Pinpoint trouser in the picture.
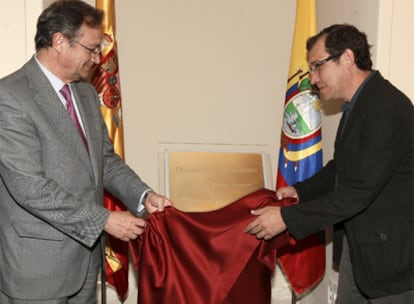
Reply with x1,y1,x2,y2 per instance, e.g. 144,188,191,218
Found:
0,244,101,304
336,236,414,304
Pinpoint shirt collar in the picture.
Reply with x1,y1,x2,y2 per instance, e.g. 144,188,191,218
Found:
342,70,376,113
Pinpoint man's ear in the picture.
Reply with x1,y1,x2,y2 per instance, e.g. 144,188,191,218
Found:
342,48,355,66
52,32,65,52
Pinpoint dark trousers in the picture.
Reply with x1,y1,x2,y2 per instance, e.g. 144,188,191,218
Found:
336,236,414,304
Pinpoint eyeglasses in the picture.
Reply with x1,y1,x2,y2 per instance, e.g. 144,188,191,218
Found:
73,40,101,57
309,53,342,74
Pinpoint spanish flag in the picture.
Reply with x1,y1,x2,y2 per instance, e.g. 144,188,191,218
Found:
276,0,325,299
91,0,129,301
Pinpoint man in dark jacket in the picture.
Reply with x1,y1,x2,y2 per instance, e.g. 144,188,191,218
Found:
245,24,413,303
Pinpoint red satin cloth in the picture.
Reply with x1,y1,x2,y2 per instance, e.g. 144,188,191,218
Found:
131,189,297,304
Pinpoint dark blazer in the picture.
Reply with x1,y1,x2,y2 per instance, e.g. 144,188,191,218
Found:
0,57,149,299
281,71,413,297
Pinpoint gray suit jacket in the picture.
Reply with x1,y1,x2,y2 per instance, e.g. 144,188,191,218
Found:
0,56,149,299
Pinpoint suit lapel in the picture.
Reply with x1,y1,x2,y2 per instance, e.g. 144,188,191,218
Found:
26,58,94,176
71,85,101,186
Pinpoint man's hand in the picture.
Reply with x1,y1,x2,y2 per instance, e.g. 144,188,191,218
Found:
275,186,298,200
144,192,173,214
104,211,147,241
244,206,287,240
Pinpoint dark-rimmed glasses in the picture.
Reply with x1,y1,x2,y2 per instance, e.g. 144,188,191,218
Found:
73,40,101,57
309,53,342,74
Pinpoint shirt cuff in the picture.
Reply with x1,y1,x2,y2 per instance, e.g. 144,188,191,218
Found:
137,188,153,215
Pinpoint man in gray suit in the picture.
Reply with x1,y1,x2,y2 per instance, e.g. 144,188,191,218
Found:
0,1,172,303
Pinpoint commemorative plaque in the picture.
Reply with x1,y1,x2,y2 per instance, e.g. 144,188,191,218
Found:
167,151,265,211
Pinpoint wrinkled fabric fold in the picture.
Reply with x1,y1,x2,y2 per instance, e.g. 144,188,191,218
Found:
131,188,296,304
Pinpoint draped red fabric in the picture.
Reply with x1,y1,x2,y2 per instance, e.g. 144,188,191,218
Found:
277,233,326,295
131,188,297,304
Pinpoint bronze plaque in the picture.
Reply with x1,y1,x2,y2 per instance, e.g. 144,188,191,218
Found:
168,151,264,211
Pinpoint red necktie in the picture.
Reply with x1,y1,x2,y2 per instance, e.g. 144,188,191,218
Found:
60,84,88,150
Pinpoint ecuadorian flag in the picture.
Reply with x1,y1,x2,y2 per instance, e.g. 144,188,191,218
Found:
276,0,326,299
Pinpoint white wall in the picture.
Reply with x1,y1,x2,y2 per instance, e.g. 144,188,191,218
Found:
0,0,41,74
115,1,296,302
0,0,412,303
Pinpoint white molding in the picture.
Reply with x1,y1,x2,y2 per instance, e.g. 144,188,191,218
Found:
375,0,394,77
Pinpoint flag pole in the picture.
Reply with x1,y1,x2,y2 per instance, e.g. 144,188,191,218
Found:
101,238,107,303
276,0,326,298
92,0,130,301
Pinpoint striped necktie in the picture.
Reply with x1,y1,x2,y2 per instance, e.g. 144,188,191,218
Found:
60,84,88,150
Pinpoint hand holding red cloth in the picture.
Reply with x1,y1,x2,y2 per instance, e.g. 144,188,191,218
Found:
131,188,297,304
